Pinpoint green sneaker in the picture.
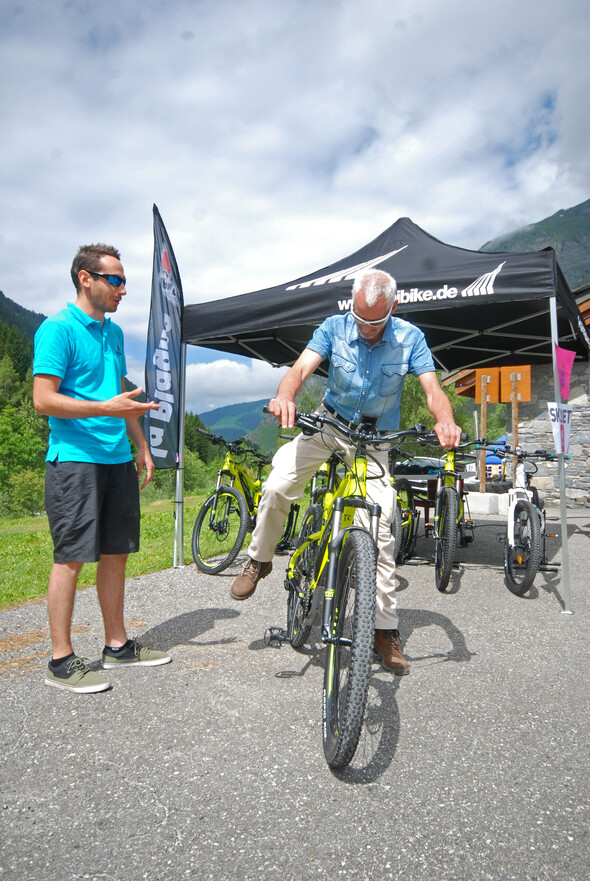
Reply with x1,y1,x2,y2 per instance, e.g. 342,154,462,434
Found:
102,638,172,669
45,656,111,693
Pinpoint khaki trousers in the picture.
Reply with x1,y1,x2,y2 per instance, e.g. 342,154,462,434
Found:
249,410,399,629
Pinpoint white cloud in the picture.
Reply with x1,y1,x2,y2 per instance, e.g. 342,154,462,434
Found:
185,359,288,414
1,0,589,409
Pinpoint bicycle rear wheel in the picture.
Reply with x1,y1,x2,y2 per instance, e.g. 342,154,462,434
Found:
323,529,376,770
504,499,542,595
434,486,458,592
394,478,417,563
287,505,322,650
391,500,403,562
192,487,249,574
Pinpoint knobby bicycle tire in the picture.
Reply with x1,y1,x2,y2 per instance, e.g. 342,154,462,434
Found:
394,478,417,563
504,498,542,595
192,486,249,574
391,500,403,563
323,529,376,770
287,505,322,649
435,486,458,592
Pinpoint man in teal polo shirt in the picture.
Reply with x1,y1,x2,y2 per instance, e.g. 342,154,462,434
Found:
33,243,172,693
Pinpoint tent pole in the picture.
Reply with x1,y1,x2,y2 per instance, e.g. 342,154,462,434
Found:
549,297,572,614
173,343,187,568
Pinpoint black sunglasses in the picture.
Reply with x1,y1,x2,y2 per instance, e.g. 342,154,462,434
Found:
88,271,127,287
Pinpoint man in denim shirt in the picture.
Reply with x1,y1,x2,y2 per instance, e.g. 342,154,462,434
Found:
231,269,460,674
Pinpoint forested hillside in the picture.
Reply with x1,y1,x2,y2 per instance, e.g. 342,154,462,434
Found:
480,198,590,291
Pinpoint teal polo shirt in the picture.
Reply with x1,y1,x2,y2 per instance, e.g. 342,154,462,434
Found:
33,303,132,464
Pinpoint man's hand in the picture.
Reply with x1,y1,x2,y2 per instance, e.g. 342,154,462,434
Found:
433,420,462,449
268,394,297,429
103,387,160,419
135,444,155,489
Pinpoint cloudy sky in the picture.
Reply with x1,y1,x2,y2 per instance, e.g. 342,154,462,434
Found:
2,0,589,413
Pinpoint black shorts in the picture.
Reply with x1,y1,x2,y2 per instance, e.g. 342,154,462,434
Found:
45,460,140,563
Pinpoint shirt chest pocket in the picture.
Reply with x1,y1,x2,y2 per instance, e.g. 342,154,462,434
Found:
380,362,408,397
330,353,356,394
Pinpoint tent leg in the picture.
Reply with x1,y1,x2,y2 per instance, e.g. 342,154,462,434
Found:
173,344,187,568
549,297,573,614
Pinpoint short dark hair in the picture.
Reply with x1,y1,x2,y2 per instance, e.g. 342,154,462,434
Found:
70,243,121,291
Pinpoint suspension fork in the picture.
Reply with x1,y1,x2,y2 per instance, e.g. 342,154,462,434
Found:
320,496,381,644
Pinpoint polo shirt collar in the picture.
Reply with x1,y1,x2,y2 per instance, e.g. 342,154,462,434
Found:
67,302,111,331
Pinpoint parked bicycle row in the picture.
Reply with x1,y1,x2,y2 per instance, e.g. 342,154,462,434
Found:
191,420,562,597
189,411,562,769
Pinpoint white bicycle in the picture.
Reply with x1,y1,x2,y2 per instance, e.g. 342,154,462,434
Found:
479,443,561,595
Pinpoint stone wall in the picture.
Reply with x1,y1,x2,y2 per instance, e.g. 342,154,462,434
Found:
511,363,590,508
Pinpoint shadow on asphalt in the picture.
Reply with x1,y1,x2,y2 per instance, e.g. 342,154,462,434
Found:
139,607,240,650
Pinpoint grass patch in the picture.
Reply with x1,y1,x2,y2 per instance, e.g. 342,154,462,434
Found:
0,495,206,610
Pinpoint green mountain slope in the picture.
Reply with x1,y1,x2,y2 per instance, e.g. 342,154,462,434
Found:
197,398,270,441
0,290,46,340
480,198,590,290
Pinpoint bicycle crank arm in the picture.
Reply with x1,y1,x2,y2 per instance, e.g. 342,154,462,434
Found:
322,635,353,647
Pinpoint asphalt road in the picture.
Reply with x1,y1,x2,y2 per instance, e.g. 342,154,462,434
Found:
1,507,589,881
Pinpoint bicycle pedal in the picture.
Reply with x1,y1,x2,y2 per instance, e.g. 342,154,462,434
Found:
264,627,289,647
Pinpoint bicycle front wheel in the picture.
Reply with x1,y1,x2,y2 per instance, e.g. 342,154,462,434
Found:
323,529,376,770
192,487,249,574
434,486,458,592
504,499,542,595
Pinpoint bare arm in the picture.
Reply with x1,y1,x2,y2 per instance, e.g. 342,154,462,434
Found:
418,371,462,448
33,374,160,420
33,374,159,488
269,348,324,429
123,383,155,489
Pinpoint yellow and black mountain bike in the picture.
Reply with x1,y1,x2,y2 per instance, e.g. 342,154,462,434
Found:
266,410,432,769
191,430,299,574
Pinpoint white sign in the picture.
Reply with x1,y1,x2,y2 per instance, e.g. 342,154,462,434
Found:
547,402,573,454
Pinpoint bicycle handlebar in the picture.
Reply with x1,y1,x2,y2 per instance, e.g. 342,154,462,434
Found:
273,407,439,447
409,431,470,449
195,425,269,461
473,440,566,462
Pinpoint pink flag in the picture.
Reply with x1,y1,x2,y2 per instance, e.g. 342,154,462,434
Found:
555,345,576,400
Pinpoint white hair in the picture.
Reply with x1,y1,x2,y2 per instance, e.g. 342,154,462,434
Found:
352,269,398,309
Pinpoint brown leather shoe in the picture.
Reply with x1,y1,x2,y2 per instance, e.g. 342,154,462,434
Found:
374,629,409,675
230,557,272,600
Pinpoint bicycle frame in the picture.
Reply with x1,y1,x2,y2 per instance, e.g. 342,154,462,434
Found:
433,446,474,547
506,458,544,546
287,449,380,645
213,449,265,520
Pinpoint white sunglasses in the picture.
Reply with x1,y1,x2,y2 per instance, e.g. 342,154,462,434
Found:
350,306,391,327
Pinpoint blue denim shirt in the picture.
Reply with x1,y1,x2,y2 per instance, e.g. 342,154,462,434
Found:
307,313,435,430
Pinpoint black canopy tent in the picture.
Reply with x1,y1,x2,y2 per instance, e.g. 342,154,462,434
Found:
182,217,590,373
181,218,589,611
